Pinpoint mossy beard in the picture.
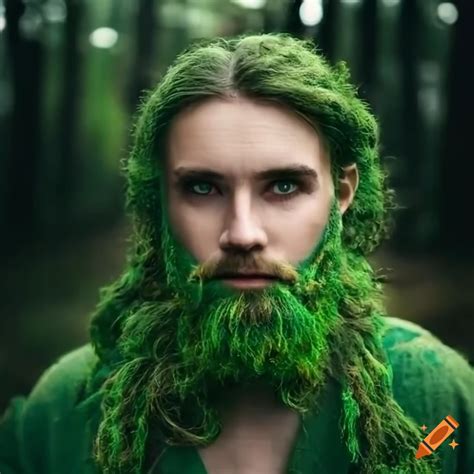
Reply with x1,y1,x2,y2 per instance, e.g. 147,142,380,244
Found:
94,199,438,473
99,200,345,458
165,198,345,416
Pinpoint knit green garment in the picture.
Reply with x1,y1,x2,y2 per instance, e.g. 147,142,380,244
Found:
1,317,473,474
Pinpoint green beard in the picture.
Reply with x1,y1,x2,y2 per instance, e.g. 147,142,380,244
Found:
164,200,345,414
91,200,439,474
94,200,347,458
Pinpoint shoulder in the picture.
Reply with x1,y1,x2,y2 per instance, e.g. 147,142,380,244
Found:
1,343,98,430
381,317,474,470
26,344,98,409
381,316,473,383
0,344,100,474
381,316,473,406
20,343,100,440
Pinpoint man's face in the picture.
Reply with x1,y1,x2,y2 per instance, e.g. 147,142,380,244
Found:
165,96,336,286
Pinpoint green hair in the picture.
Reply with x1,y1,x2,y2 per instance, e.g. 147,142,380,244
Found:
88,33,437,473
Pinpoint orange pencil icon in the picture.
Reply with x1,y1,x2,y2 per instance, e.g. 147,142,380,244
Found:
416,415,459,459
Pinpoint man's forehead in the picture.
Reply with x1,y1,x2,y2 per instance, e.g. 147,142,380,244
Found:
165,96,330,176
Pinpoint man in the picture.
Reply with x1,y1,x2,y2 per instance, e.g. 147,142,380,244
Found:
1,33,473,474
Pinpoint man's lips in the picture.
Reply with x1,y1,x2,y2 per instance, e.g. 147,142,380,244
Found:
214,272,280,280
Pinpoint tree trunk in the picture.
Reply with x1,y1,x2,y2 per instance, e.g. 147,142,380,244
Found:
393,0,421,251
56,0,84,235
285,0,304,38
359,0,377,103
439,0,474,253
317,0,338,62
128,0,158,111
3,0,44,253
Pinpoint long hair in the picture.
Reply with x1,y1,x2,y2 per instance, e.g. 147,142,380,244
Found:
88,33,438,473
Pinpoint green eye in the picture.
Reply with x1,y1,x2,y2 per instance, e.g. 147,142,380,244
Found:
191,182,213,195
273,181,298,195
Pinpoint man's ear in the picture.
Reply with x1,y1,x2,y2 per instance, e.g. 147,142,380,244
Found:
338,163,359,215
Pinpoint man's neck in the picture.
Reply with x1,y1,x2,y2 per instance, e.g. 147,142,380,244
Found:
197,382,301,474
216,382,293,431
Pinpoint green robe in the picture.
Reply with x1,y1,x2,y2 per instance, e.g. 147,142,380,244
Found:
1,317,473,474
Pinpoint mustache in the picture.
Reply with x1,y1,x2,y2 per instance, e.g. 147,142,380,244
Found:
188,253,299,284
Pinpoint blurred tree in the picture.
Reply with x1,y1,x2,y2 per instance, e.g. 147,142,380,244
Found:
128,0,158,111
358,0,377,103
394,0,422,251
284,0,304,37
56,0,84,232
3,0,45,253
317,0,338,61
439,0,474,254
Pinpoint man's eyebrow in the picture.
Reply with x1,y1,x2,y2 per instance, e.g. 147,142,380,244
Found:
173,165,318,182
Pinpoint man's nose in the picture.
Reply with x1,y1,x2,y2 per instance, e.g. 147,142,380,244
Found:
219,193,268,253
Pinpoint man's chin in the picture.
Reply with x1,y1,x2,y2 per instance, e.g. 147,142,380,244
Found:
191,279,292,325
